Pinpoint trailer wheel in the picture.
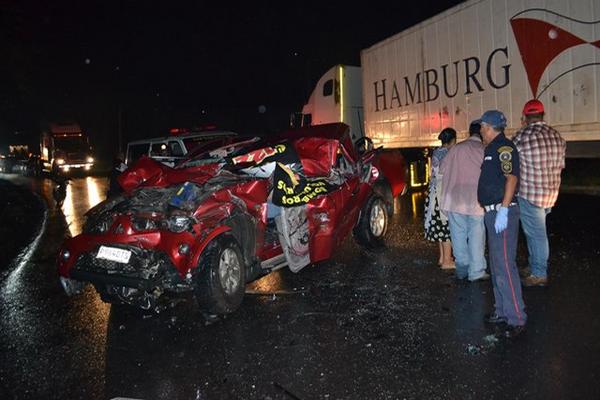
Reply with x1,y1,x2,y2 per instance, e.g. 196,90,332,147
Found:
193,235,245,315
354,195,389,248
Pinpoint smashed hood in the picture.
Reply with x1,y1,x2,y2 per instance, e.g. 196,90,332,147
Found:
117,156,222,194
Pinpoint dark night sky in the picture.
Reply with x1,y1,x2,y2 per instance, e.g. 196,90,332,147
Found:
1,0,463,159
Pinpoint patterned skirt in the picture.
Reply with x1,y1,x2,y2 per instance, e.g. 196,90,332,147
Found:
424,187,451,242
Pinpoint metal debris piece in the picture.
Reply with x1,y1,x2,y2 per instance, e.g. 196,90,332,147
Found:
466,344,480,355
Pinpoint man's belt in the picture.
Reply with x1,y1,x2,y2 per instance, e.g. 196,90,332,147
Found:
483,202,517,212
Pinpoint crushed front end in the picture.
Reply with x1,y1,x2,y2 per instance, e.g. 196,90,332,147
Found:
57,182,209,310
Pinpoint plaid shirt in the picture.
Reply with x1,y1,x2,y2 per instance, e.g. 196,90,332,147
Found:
513,121,566,208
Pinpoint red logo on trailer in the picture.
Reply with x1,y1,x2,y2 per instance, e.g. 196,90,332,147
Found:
510,9,600,98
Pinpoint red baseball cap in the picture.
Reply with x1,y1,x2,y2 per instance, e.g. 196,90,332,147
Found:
523,99,544,115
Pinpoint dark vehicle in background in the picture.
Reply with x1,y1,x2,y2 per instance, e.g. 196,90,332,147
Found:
57,123,394,316
0,153,26,174
41,122,95,173
0,145,39,175
125,128,238,167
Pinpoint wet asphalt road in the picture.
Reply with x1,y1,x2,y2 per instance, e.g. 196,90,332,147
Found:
1,174,599,400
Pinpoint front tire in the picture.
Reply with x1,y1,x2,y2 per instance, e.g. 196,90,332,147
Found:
354,195,389,248
194,235,245,315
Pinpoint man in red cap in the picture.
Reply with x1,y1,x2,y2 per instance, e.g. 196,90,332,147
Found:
513,99,566,287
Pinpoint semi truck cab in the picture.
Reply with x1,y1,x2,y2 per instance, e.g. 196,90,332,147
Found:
294,65,409,207
294,65,365,144
293,65,422,193
41,123,94,173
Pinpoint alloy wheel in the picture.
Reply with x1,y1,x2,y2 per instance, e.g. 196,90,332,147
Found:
369,200,386,237
218,248,242,295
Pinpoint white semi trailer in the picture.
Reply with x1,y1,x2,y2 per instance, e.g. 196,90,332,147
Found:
297,0,600,187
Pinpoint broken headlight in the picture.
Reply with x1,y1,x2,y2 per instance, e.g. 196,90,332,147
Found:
164,215,194,233
83,213,115,234
131,216,158,232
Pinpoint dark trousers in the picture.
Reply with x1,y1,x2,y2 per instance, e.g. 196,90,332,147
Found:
484,206,527,326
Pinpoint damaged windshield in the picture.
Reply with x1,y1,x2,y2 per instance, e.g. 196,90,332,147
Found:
176,137,263,168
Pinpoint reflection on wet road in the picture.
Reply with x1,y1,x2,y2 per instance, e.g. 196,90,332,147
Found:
61,176,106,236
0,174,107,236
0,174,112,399
1,174,600,400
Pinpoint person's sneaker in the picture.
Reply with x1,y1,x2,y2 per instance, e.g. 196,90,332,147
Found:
522,275,548,287
484,313,507,324
519,267,531,278
470,273,490,282
504,324,526,339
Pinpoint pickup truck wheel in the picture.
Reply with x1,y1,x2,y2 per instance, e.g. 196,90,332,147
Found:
194,235,245,315
354,195,389,248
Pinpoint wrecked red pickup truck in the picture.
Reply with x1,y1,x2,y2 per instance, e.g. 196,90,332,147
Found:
57,123,405,315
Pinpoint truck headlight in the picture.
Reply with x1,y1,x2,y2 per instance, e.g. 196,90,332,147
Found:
56,158,65,165
86,156,94,163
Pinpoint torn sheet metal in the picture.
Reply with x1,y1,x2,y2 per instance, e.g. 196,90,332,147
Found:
275,205,310,272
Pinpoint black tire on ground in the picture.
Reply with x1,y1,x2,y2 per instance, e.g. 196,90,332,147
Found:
353,195,389,248
193,235,246,315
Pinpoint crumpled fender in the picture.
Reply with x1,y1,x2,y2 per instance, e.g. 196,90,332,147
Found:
188,225,232,271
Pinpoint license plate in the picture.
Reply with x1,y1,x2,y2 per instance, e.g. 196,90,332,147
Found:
96,246,132,264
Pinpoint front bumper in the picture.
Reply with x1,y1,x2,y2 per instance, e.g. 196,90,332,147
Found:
69,269,157,291
58,162,94,171
65,245,190,293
